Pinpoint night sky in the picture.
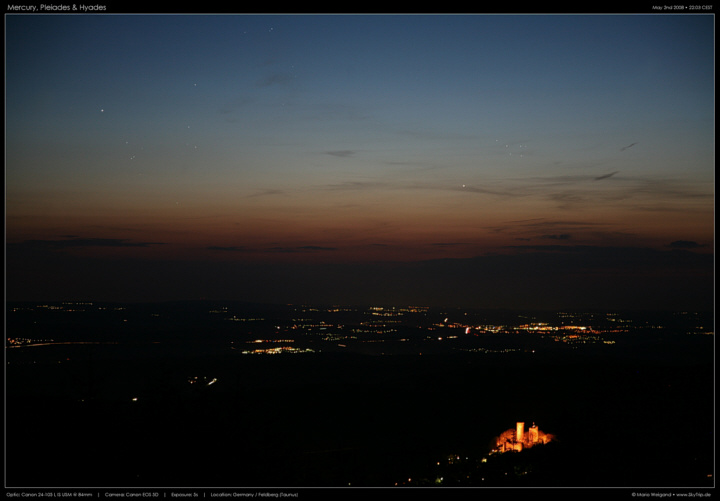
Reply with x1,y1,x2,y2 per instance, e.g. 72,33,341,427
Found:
5,14,715,309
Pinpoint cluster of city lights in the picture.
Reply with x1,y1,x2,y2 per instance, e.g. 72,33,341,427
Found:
7,337,55,347
241,346,315,355
187,376,218,386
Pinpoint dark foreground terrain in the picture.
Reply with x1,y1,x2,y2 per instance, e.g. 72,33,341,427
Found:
5,303,714,489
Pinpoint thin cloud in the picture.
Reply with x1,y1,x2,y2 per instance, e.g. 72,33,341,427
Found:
594,171,619,181
207,246,252,252
540,234,571,240
256,72,294,88
628,178,713,200
507,219,605,229
298,245,337,251
269,245,337,253
451,184,517,197
246,188,287,198
320,180,516,198
503,244,610,253
218,96,253,115
491,219,606,233
668,240,706,249
487,220,607,242
322,181,388,191
208,244,338,253
324,150,356,158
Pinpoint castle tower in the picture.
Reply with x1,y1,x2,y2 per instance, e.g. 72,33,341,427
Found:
516,422,524,443
529,423,539,444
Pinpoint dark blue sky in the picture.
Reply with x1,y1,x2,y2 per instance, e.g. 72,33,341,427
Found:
5,14,715,308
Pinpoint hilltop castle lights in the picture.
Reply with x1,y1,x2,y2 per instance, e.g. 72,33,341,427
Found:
494,422,553,453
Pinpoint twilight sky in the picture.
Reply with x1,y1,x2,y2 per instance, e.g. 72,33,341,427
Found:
5,13,715,309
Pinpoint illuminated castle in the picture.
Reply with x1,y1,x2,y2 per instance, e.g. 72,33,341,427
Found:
493,422,554,453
